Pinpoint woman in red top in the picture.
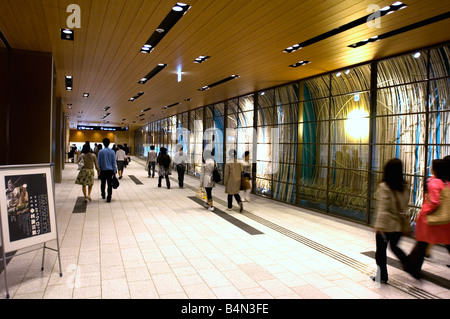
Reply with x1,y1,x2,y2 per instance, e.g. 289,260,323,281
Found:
408,159,450,278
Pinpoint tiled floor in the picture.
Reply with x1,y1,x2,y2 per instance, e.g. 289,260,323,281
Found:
1,157,449,299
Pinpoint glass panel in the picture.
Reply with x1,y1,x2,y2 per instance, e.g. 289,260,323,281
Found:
239,94,254,112
258,90,274,108
428,111,450,158
278,124,297,143
429,79,450,111
273,182,296,204
257,107,275,126
228,99,239,113
299,99,329,122
429,45,450,79
372,145,425,176
299,74,330,101
275,83,298,105
330,119,370,144
374,114,426,145
276,103,299,124
256,161,272,180
299,120,329,144
331,64,371,95
298,166,328,189
205,105,214,118
329,167,368,198
377,50,428,87
377,83,427,115
298,143,329,167
328,193,367,222
297,186,327,211
255,178,271,196
331,92,371,120
273,164,296,184
277,144,296,164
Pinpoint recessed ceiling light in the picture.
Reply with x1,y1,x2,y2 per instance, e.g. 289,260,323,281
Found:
129,91,145,101
289,60,310,68
283,2,407,53
65,75,73,91
61,29,74,40
140,3,191,54
83,93,89,98
199,75,239,91
194,55,211,63
348,11,449,49
138,64,167,84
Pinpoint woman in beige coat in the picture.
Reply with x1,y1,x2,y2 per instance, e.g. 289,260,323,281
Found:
224,150,243,212
372,158,411,284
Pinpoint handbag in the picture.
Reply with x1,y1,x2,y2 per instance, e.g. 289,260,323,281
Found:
393,191,411,234
77,156,84,170
240,172,251,190
112,175,120,189
212,165,221,183
426,184,450,225
196,186,206,200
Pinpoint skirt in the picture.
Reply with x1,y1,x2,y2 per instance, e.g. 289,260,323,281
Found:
75,168,95,186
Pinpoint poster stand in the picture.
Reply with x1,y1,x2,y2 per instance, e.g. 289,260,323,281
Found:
0,163,62,299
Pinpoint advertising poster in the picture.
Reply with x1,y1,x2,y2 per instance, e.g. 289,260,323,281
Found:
0,165,57,253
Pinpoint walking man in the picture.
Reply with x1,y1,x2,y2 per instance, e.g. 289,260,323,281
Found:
98,138,117,202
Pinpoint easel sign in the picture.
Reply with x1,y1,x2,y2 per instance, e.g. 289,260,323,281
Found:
0,164,57,253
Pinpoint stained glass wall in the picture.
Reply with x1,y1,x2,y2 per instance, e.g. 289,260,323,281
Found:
135,43,450,225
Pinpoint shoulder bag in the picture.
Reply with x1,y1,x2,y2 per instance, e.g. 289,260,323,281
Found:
426,183,450,225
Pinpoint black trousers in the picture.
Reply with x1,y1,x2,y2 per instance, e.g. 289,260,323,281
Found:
375,232,409,281
227,194,242,208
158,174,170,188
100,170,114,200
148,162,156,177
205,187,213,201
177,164,185,187
408,241,450,278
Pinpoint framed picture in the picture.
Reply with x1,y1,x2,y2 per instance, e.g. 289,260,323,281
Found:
0,164,57,253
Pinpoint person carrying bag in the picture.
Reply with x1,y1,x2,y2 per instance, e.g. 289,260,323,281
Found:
372,158,412,284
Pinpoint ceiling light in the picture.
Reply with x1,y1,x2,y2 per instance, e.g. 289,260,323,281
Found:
103,106,110,111
413,52,421,59
194,55,211,63
129,91,145,101
65,75,73,91
289,60,310,68
283,2,407,53
138,64,167,84
348,11,449,49
140,3,191,54
61,29,74,40
198,75,239,91
83,93,89,98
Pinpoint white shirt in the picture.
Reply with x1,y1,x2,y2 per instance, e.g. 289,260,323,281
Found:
173,151,189,165
116,149,127,161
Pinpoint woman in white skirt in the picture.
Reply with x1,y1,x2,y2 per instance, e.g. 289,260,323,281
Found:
75,143,100,202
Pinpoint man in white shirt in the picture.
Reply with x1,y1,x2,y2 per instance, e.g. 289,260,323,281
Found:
173,145,189,188
147,145,157,178
115,145,127,179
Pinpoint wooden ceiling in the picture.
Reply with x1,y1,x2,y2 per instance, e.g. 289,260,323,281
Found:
0,0,449,130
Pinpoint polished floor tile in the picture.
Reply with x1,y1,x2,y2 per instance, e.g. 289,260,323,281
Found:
1,157,449,300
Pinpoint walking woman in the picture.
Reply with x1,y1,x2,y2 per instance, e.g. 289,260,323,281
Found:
157,147,171,189
75,143,100,202
224,149,243,212
200,154,216,212
372,158,411,284
408,159,450,278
